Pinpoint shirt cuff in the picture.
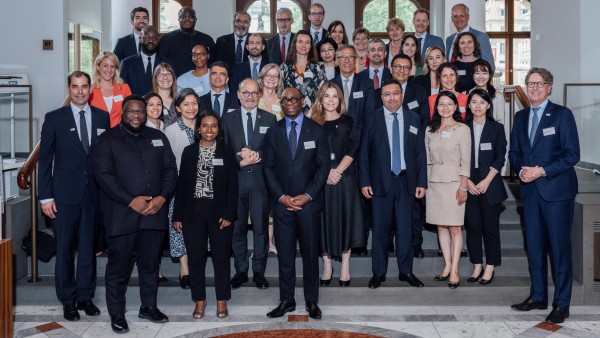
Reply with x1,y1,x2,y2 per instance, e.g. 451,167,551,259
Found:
278,195,285,203
305,193,313,201
40,198,54,205
490,167,499,173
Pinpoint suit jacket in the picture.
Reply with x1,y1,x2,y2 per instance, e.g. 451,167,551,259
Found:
412,73,434,96
199,91,240,118
266,33,295,65
113,33,138,62
263,116,329,211
419,33,445,65
222,108,277,195
508,101,580,201
38,105,110,205
401,82,430,127
311,28,328,44
360,66,392,105
446,27,495,72
89,83,132,128
229,58,268,93
468,119,508,205
120,53,173,96
214,33,250,69
332,72,376,140
358,107,427,197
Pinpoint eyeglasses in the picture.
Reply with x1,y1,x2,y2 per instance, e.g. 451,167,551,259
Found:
381,91,401,98
337,55,356,61
526,81,548,88
281,97,301,104
437,103,456,108
191,52,208,58
124,109,145,115
264,74,280,80
276,18,292,23
392,65,412,71
157,73,173,79
239,91,260,98
310,12,324,17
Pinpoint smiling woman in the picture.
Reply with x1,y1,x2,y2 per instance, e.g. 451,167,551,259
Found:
89,51,132,127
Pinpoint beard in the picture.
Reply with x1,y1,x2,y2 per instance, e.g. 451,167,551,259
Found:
123,120,146,134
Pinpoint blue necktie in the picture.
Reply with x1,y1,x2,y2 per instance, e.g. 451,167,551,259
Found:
213,93,221,117
289,120,297,160
252,62,258,80
391,112,401,175
529,107,540,145
314,31,320,44
246,112,253,146
236,39,243,64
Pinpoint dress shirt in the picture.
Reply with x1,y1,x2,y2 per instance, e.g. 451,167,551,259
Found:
369,66,385,88
310,28,323,43
141,52,157,71
473,120,485,169
211,89,226,116
235,35,248,52
415,32,427,55
241,107,257,145
134,33,141,53
285,112,304,144
249,57,262,77
70,103,92,144
177,69,211,96
400,82,407,103
279,33,292,57
383,106,406,170
528,99,549,138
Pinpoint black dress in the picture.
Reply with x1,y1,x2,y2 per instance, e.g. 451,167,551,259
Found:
320,115,365,259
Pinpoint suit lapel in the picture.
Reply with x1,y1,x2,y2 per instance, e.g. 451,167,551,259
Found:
376,109,391,156
233,109,246,146
295,119,312,160
531,101,554,148
64,106,86,154
278,120,293,160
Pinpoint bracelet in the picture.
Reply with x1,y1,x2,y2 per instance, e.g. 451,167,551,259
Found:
459,187,468,192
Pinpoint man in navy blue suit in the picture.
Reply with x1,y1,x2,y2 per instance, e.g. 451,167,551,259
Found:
229,33,268,93
113,7,149,61
214,11,251,69
509,68,580,324
266,8,295,65
359,79,427,289
412,9,444,66
38,71,110,321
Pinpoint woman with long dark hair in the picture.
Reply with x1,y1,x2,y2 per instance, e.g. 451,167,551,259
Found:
471,59,504,124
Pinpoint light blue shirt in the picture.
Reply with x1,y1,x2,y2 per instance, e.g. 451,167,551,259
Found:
528,99,549,137
383,106,406,171
70,102,92,144
285,112,304,144
177,69,211,97
368,66,385,88
210,89,226,116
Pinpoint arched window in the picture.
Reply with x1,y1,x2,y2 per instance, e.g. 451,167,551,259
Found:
237,0,310,37
357,0,429,40
152,0,193,34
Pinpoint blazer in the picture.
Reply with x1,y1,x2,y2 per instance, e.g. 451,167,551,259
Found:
413,73,434,96
214,33,250,69
89,83,132,128
508,101,580,201
262,117,329,211
359,66,392,106
266,33,295,65
199,91,241,118
113,33,138,62
38,105,110,205
358,107,427,196
468,119,508,205
402,82,430,127
419,33,445,65
446,27,495,72
120,53,173,96
425,123,471,183
229,58,268,93
222,107,277,195
331,71,376,140
172,141,239,223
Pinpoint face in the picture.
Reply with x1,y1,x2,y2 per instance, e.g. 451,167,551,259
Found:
451,5,469,31
68,75,90,109
381,84,403,112
391,58,412,84
98,58,116,82
337,47,356,76
131,11,149,32
321,87,340,113
330,24,345,45
402,38,417,58
209,66,228,91
141,28,159,54
233,13,250,38
199,115,219,143
309,6,324,27
353,33,369,51
526,73,552,107
427,49,444,71
246,35,265,57
320,43,335,63
473,68,490,88
178,8,197,31
295,34,312,56
122,100,147,132
437,95,457,118
156,69,174,90
191,45,209,69
281,88,304,118
413,12,429,34
263,67,280,90
238,80,260,111
458,35,474,56
468,94,490,118
146,96,163,120
276,11,293,35
388,24,404,41
177,94,199,121
440,67,458,90
368,42,386,66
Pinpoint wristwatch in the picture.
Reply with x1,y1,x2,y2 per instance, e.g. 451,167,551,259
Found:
540,167,546,177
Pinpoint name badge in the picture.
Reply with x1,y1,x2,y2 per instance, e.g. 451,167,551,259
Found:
194,85,203,93
480,143,492,151
353,91,364,99
227,108,236,113
212,158,224,166
409,126,418,135
272,105,281,111
304,71,314,78
407,100,419,109
543,127,556,136
330,153,336,161
113,95,123,102
304,140,316,149
457,70,466,76
459,106,466,113
152,139,164,147
70,128,76,132
259,126,269,134
441,131,452,139
97,128,105,136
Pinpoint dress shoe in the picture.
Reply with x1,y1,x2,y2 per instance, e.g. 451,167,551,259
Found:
448,281,460,289
230,272,249,289
545,307,569,324
511,297,548,311
63,304,80,321
111,314,129,334
434,273,449,281
193,301,207,319
216,301,228,318
138,306,169,323
399,273,424,287
267,300,296,318
320,267,333,286
253,273,269,289
479,272,495,285
352,247,368,256
368,275,386,289
179,274,191,290
305,301,322,319
413,245,425,259
76,300,100,316
460,249,469,257
467,269,484,283
158,276,169,283
268,247,278,255
339,278,351,287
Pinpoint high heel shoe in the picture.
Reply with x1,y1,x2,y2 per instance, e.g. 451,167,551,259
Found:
192,301,207,319
216,301,228,318
339,278,351,287
320,267,333,286
467,269,484,283
434,273,449,281
479,271,495,285
448,280,460,289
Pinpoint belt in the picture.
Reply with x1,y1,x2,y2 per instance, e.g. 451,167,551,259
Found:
391,170,407,177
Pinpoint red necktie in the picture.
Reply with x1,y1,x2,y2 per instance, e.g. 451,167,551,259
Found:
281,36,286,62
373,69,380,90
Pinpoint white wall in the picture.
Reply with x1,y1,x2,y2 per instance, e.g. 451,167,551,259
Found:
318,0,354,33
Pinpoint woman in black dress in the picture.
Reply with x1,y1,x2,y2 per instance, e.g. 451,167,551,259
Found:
310,81,365,287
451,32,481,93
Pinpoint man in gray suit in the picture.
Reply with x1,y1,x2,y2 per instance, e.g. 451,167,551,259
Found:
412,9,444,65
222,79,277,290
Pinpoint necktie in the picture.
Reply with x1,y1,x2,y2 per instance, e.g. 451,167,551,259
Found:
314,31,320,45
289,120,297,160
213,93,222,117
450,34,458,62
252,62,258,80
373,69,380,90
417,37,423,54
246,112,254,146
79,110,90,154
137,40,141,53
236,39,243,64
281,36,286,62
391,112,401,175
145,56,152,84
530,107,540,145
343,78,350,108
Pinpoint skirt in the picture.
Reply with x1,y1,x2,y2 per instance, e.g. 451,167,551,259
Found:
426,181,465,226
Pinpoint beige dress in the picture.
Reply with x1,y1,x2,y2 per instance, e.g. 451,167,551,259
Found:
425,123,471,226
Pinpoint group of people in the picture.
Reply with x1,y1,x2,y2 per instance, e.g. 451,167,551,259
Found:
37,2,580,334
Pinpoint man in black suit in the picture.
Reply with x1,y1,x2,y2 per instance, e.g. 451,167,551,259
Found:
214,11,251,69
92,95,178,333
266,8,295,65
263,87,328,319
361,38,391,102
229,33,268,92
113,7,149,61
222,79,277,290
121,25,172,96
199,61,240,117
39,71,109,321
359,79,427,289
308,3,328,44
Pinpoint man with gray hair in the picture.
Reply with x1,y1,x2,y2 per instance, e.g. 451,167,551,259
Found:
267,8,295,64
214,11,252,69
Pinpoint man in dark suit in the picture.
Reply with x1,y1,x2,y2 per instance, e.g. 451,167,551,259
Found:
39,71,109,321
359,79,427,289
361,38,391,106
413,9,444,65
199,61,240,117
509,68,580,324
263,87,328,319
308,3,328,44
266,8,295,65
229,33,268,93
92,95,178,333
113,7,149,61
121,25,172,96
446,3,494,71
214,11,250,69
222,79,277,290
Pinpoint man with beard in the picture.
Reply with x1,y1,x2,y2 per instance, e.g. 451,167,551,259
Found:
159,6,215,76
92,95,178,333
266,8,295,65
177,43,211,97
113,7,149,61
229,33,268,92
121,25,172,96
214,11,253,69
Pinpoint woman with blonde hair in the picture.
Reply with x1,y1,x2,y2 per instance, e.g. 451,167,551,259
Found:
89,51,132,127
385,18,405,66
413,46,446,96
152,62,179,127
257,63,284,121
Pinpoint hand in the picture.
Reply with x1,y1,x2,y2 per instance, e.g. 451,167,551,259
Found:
238,148,261,166
456,189,467,205
415,187,426,199
467,179,479,195
129,196,151,214
142,196,166,215
361,186,373,199
327,168,342,185
280,195,301,211
173,221,182,232
290,194,310,208
520,166,542,183
475,179,491,194
41,200,57,219
219,218,232,229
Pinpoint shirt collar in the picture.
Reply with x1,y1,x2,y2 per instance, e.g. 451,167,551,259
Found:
70,103,90,114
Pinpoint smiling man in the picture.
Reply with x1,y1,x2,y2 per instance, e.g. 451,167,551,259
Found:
215,11,252,68
113,7,149,61
266,7,295,64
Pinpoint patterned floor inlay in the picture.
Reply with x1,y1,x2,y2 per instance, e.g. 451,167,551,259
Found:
216,329,381,338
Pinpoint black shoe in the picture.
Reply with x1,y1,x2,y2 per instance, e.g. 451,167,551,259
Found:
138,306,169,323
413,245,425,259
545,307,569,324
434,273,449,281
63,304,80,321
460,249,468,257
368,275,385,289
339,278,351,287
511,297,548,311
467,269,484,283
179,275,191,290
479,272,495,285
253,273,269,289
158,276,169,283
305,301,322,319
399,273,424,287
110,314,129,334
320,267,333,286
352,247,368,256
266,300,296,318
230,272,249,289
76,300,100,316
448,281,460,289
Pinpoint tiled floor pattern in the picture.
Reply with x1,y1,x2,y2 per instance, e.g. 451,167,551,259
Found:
12,305,600,338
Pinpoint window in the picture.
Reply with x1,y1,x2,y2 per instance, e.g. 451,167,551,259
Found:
237,0,310,37
357,0,429,40
68,22,101,75
152,0,193,34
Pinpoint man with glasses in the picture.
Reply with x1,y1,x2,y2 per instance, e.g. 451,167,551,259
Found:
113,7,149,61
177,43,211,97
159,6,215,76
221,79,276,290
509,68,580,324
267,8,295,65
121,25,172,96
229,33,268,93
214,11,253,69
446,3,494,71
263,87,329,319
93,95,177,333
308,3,327,44
199,61,240,118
